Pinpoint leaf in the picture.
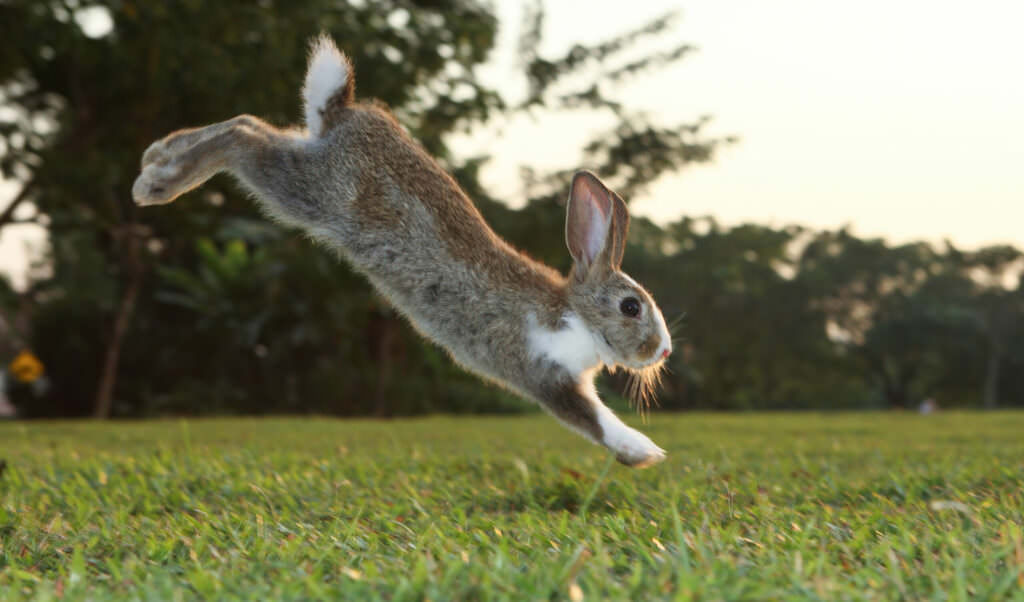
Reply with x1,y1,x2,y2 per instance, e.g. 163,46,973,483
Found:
69,547,86,585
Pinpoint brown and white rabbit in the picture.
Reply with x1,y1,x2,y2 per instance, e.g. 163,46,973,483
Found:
133,36,673,467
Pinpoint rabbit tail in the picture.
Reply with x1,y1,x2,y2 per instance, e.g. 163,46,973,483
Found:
303,35,355,138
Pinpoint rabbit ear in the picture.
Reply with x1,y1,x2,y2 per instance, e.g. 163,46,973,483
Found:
565,171,629,279
606,189,629,269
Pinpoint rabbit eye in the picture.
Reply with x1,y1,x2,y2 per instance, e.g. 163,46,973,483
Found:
619,297,641,317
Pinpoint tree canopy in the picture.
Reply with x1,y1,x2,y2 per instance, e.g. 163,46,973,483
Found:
1,1,1021,417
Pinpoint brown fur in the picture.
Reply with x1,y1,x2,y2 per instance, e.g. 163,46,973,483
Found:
638,331,662,359
130,36,671,467
342,105,568,318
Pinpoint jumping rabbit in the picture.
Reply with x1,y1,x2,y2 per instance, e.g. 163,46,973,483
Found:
133,36,673,467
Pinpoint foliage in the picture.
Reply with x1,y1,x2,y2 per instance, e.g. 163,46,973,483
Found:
0,0,728,417
1,2,1022,416
0,414,1022,599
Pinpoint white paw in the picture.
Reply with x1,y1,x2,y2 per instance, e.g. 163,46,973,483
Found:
597,411,666,468
610,428,666,468
132,161,182,206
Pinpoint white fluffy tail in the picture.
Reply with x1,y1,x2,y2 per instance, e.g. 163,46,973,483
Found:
302,35,354,138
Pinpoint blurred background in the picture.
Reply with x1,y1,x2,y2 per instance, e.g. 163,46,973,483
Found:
0,0,1021,418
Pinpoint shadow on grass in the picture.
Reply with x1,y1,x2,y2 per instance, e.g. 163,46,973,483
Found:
467,475,635,517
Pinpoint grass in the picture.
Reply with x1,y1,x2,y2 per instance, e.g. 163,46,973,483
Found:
0,412,1022,601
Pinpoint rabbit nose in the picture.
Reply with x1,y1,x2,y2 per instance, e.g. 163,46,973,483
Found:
661,348,671,359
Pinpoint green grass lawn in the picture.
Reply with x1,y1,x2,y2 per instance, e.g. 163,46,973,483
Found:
1,412,1022,601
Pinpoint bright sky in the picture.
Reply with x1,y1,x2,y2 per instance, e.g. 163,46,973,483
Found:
457,0,1024,247
2,0,1023,287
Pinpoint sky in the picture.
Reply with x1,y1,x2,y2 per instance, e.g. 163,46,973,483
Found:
455,0,1024,245
2,0,1023,287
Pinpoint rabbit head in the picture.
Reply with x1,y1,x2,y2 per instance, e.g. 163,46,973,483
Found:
565,171,673,387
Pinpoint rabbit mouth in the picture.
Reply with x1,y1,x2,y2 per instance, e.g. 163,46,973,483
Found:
599,333,666,372
592,328,665,412
624,356,666,371
623,360,665,414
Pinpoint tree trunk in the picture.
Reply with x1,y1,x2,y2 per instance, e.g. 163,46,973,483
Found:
0,184,33,229
371,314,398,417
0,309,22,357
93,223,149,419
93,273,142,418
982,339,1001,410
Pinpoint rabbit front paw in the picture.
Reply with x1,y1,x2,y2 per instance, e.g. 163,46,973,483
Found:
605,424,666,468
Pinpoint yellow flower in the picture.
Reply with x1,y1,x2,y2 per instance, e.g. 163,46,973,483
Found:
9,350,44,384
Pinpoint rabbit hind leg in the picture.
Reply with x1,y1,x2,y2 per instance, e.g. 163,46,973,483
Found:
132,115,328,232
139,115,265,171
133,116,272,206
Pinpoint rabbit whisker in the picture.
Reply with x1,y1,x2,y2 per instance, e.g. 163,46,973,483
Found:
624,362,665,420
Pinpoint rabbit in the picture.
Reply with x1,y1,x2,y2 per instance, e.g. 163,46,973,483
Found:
132,36,673,467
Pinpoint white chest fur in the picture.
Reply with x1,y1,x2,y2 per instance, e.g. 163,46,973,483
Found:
525,313,606,377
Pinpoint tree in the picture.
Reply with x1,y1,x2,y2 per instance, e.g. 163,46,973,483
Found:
0,1,726,417
0,0,503,416
955,245,1023,408
10,4,1015,417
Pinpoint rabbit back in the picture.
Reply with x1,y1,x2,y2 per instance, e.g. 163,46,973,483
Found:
307,104,568,387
